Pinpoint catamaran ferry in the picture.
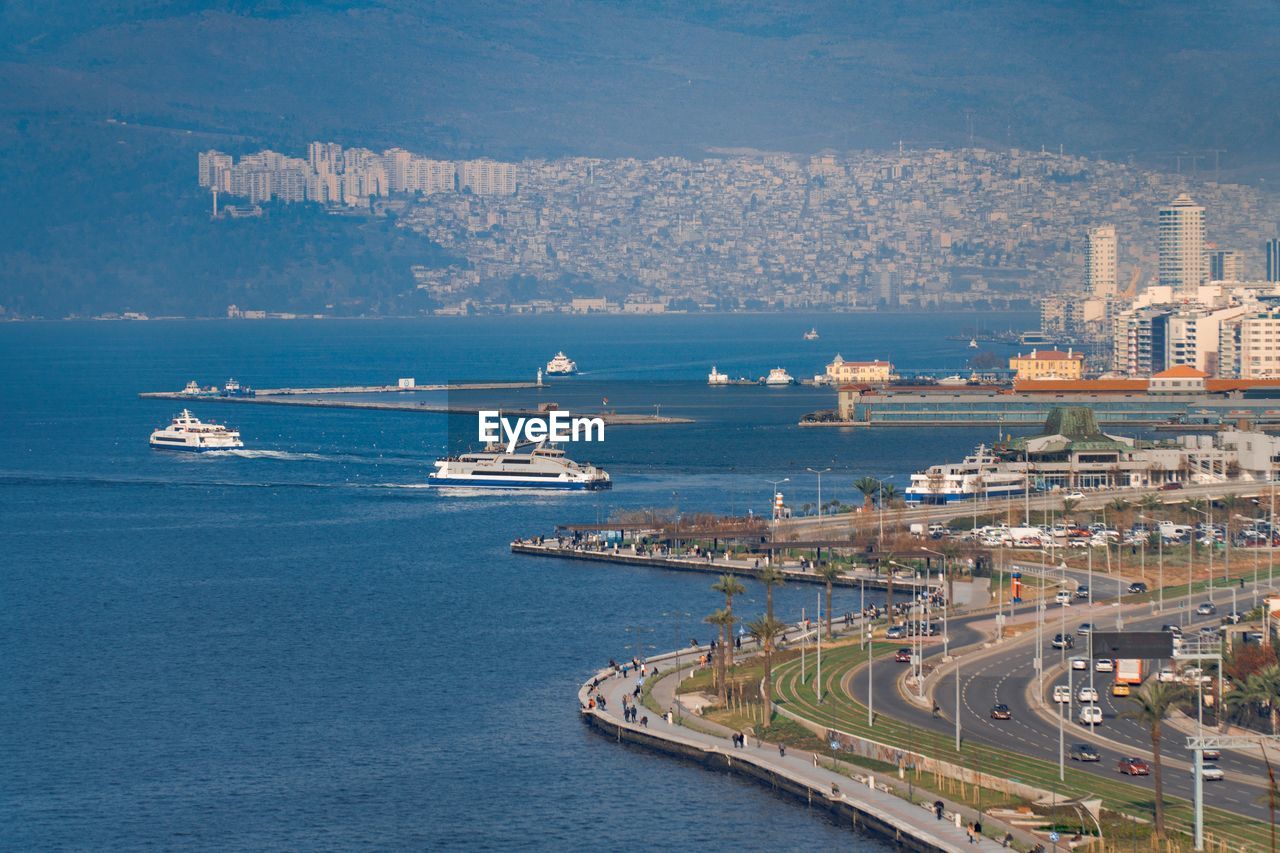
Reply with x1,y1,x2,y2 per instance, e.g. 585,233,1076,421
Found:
904,444,1027,505
149,409,244,452
428,444,610,490
545,352,578,375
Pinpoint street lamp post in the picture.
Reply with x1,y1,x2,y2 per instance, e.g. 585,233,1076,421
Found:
919,547,949,658
808,467,832,520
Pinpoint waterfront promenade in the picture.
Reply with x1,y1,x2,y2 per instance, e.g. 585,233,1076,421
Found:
580,648,1018,852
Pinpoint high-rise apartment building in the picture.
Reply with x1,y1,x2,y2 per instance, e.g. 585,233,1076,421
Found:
1238,309,1280,378
1158,193,1206,294
1267,239,1280,283
1085,225,1117,296
1206,249,1240,282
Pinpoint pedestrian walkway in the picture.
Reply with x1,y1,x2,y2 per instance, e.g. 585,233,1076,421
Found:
581,651,1028,851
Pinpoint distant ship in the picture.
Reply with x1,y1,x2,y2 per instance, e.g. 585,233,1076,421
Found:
545,352,578,375
149,409,244,452
905,444,1027,505
937,374,968,386
428,444,610,490
764,367,795,386
221,378,255,397
708,366,730,385
969,338,979,349
803,328,820,341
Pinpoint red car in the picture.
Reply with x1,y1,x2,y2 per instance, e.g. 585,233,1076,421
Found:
894,648,912,663
1118,757,1151,776
1160,482,1184,491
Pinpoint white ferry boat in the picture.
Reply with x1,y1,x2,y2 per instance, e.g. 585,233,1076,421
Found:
429,444,610,490
764,367,795,386
149,409,244,452
803,328,819,341
545,352,578,375
904,445,1027,505
708,366,730,385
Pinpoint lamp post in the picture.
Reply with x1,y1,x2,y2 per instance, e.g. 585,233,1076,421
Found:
808,467,831,520
1140,513,1163,614
919,546,949,658
1188,505,1212,605
877,475,896,545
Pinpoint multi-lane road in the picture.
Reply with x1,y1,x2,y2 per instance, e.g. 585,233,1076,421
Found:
849,584,1274,822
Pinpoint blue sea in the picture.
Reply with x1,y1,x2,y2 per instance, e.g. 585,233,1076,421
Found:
1,313,1030,850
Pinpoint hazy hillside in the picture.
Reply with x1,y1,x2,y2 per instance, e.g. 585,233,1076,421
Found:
1,1,1277,316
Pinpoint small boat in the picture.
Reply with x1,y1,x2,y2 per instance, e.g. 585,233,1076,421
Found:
937,374,967,386
545,352,578,375
708,366,730,385
969,338,979,349
803,328,819,341
764,367,795,386
150,409,244,452
221,378,255,398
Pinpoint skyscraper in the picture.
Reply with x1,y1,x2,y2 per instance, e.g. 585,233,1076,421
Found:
1206,249,1240,282
1085,225,1117,296
1158,193,1206,294
1267,239,1280,283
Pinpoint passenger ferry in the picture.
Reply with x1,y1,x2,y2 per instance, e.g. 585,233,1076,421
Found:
428,443,611,490
708,366,730,385
545,352,578,375
149,409,244,452
904,445,1027,505
764,367,795,386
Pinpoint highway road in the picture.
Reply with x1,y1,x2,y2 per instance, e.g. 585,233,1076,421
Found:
850,586,1275,823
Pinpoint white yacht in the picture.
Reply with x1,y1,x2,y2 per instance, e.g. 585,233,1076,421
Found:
545,352,578,375
764,367,795,386
708,366,730,385
803,328,820,341
905,445,1027,505
429,444,610,490
149,409,244,452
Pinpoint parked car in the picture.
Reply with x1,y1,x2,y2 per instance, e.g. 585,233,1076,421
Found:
1111,682,1131,697
1095,658,1114,673
1196,764,1226,781
1196,602,1217,616
885,625,906,639
1118,757,1150,775
894,648,912,663
1071,656,1088,671
1078,686,1100,703
990,703,1012,720
1127,581,1148,594
1053,684,1072,703
1160,482,1184,490
1079,705,1103,725
1157,668,1179,683
1065,492,1085,501
1069,743,1100,762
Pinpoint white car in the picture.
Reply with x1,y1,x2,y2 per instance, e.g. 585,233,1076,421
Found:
1095,659,1114,672
1078,705,1103,725
1065,492,1085,501
1157,668,1178,683
1195,764,1225,781
1078,686,1099,703
1053,684,1072,703
1055,590,1073,605
1070,657,1088,671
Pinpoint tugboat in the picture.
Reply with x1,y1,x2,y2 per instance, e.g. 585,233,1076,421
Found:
221,378,255,398
803,328,820,341
149,409,244,452
545,352,578,375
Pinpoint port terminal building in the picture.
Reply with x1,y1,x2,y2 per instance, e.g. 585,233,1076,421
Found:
834,366,1280,427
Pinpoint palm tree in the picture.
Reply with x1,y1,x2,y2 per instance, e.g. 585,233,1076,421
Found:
747,614,788,715
880,483,900,505
712,574,746,669
1185,498,1207,559
1062,497,1079,517
853,476,882,509
1123,680,1190,838
756,564,786,625
815,563,845,639
704,608,735,704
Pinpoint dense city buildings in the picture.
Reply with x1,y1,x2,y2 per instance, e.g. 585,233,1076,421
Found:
1157,193,1207,294
198,144,1280,315
1206,248,1241,282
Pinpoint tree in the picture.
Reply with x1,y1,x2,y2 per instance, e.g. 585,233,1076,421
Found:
853,476,882,509
712,573,746,669
756,564,786,625
747,614,788,715
1123,680,1190,837
815,563,845,639
1062,497,1079,517
1226,664,1280,734
704,608,735,704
